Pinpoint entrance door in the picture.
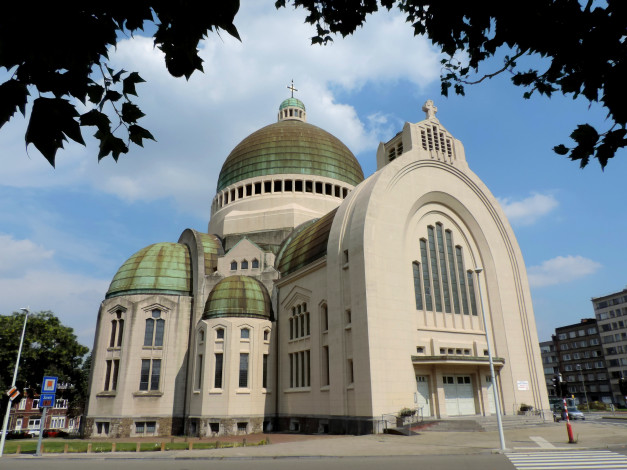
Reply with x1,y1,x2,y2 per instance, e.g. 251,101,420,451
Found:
416,376,432,417
15,418,22,431
486,375,496,414
443,375,476,416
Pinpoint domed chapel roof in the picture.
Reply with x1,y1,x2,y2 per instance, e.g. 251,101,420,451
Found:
216,94,364,192
203,275,272,320
106,242,192,298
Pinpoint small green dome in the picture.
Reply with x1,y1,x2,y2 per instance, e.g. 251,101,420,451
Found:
216,120,364,192
106,243,191,298
277,208,337,276
203,276,272,319
279,97,306,111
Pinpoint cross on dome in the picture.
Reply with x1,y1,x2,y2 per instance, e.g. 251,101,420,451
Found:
287,79,298,98
422,100,438,120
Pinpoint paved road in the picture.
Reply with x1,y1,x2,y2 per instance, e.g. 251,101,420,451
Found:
506,450,627,469
3,455,515,470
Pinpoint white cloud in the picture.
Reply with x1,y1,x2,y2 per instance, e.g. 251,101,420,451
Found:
0,234,54,276
0,4,441,218
498,192,559,226
528,255,602,288
0,269,109,348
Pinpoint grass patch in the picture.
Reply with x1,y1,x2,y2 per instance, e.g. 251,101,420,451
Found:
191,442,216,450
165,442,189,450
66,442,89,453
41,442,67,453
139,442,161,452
92,442,113,453
115,442,137,452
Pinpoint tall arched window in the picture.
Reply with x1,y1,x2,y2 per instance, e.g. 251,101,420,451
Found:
252,258,259,269
109,310,124,348
241,259,249,270
414,223,478,316
144,309,165,347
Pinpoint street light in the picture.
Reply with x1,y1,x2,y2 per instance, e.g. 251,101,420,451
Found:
0,308,30,458
474,268,506,452
576,364,590,413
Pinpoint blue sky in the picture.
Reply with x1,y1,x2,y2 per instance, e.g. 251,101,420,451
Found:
0,2,624,348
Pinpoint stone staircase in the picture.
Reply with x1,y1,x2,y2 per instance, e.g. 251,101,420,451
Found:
382,414,550,434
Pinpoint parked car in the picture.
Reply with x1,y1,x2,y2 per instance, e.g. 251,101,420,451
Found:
5,431,33,440
554,406,585,421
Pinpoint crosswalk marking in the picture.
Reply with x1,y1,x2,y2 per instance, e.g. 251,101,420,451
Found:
506,450,627,469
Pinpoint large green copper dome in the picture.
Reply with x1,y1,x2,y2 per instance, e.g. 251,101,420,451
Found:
279,97,305,110
216,119,364,192
106,243,191,298
203,275,272,319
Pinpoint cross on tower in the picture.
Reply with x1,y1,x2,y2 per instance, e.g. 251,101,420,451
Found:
287,79,298,98
422,100,438,119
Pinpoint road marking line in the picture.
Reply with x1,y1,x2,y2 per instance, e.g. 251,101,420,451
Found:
530,436,555,449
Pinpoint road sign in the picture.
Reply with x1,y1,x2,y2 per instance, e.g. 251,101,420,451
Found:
39,393,55,407
6,387,19,400
42,376,58,394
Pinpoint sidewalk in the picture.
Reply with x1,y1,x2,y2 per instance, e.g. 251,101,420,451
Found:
5,420,627,459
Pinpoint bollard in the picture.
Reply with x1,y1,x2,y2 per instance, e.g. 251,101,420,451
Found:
64,443,68,453
111,442,116,453
161,442,165,451
136,442,141,452
562,398,576,444
216,440,220,449
242,438,246,447
16,445,21,455
189,441,193,450
87,443,92,453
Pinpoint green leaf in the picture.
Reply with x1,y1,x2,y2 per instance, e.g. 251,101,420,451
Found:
0,79,29,129
553,144,569,155
128,124,155,147
122,72,145,96
103,90,123,104
80,109,111,131
25,98,85,167
86,84,105,104
121,102,145,123
95,129,129,161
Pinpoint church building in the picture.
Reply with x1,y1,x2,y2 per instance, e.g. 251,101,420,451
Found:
85,93,549,437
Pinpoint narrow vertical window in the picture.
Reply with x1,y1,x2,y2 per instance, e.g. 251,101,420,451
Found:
322,346,330,386
412,261,423,310
239,353,249,388
456,246,469,315
252,259,259,269
262,354,268,389
289,354,294,388
214,353,223,388
436,225,451,313
306,312,310,335
322,304,328,331
144,319,154,346
139,359,150,390
300,351,305,387
420,239,432,311
467,271,479,316
111,359,119,391
348,359,354,384
117,318,124,347
305,350,310,387
427,226,442,312
445,231,461,314
196,354,203,389
150,359,161,390
289,317,294,339
110,321,117,347
104,360,112,391
154,318,165,347
300,314,305,337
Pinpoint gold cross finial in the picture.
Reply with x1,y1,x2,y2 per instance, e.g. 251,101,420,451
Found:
422,100,438,119
287,79,298,98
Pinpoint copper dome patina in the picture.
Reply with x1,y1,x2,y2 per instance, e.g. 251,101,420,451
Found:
216,119,364,192
203,275,272,320
279,97,306,111
276,208,337,276
106,243,192,298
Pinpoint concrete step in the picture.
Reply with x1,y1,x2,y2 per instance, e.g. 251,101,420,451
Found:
408,415,549,433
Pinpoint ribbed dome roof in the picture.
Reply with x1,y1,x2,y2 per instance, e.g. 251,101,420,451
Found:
276,208,337,276
106,243,191,298
216,120,364,192
279,97,305,110
203,275,272,319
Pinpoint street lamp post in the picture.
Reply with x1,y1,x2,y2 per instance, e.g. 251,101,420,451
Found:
576,365,590,413
474,268,506,452
0,308,30,458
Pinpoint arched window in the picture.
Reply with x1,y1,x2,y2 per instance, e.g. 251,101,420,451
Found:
252,258,259,269
241,259,249,270
216,328,225,340
109,310,124,348
198,330,205,343
230,260,237,270
144,309,165,347
241,328,250,339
